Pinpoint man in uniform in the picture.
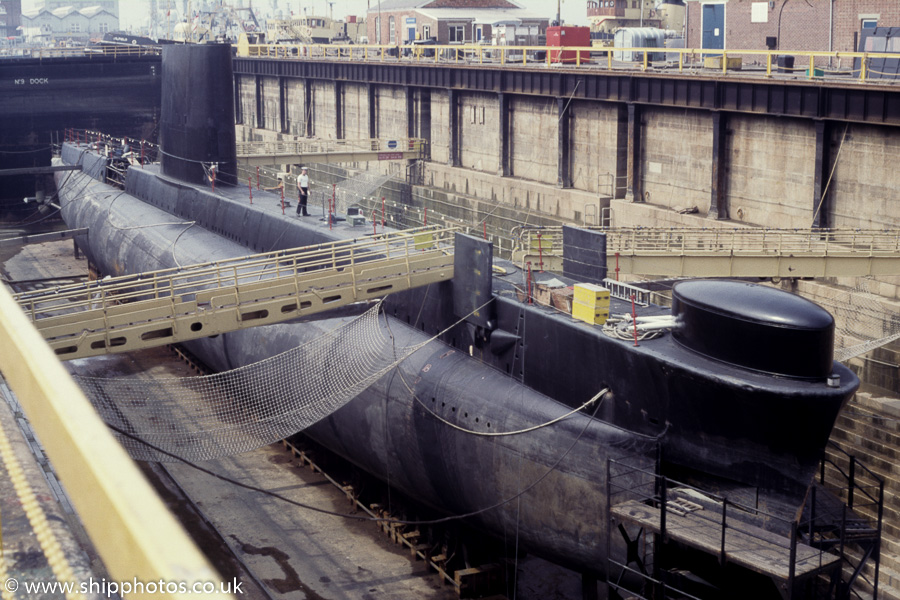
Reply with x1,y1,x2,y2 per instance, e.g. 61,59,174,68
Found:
296,166,310,216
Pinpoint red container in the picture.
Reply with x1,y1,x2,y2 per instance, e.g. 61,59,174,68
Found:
347,15,357,23
546,25,591,63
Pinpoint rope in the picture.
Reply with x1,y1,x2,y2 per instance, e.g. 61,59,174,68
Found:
0,411,84,600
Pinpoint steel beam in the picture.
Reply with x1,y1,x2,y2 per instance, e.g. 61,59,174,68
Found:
0,165,81,177
367,82,377,138
335,80,343,139
279,76,288,134
557,96,572,189
709,111,728,220
233,59,900,127
255,74,264,130
0,227,88,248
812,120,832,229
498,92,510,177
448,88,461,168
626,104,642,203
305,78,314,137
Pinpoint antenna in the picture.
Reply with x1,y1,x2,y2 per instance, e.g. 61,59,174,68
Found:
327,1,334,20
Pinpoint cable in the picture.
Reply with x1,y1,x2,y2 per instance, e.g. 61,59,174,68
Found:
106,387,609,527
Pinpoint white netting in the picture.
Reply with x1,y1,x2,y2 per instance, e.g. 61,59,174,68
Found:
73,302,425,462
312,169,395,217
818,280,900,362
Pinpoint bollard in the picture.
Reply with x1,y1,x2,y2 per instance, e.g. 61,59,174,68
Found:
248,177,253,204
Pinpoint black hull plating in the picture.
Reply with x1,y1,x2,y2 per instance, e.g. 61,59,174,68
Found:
54,145,859,574
54,154,654,574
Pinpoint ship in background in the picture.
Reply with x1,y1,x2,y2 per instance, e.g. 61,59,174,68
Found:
44,44,881,598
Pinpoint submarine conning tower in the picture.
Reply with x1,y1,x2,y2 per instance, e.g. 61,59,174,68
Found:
159,44,237,186
671,280,836,380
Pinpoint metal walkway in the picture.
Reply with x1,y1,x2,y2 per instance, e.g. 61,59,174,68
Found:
236,138,427,167
514,227,900,278
15,227,455,360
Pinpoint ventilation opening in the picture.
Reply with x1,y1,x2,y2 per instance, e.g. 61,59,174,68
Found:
141,328,174,341
240,309,270,322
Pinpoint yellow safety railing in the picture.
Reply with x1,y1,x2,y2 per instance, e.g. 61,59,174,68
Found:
514,226,900,260
236,137,426,157
606,227,900,255
237,42,900,83
0,285,232,599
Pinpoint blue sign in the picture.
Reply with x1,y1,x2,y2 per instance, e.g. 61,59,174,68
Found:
405,17,416,25
387,140,398,149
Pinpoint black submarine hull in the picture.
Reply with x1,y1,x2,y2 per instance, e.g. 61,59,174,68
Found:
53,43,859,580
54,152,654,574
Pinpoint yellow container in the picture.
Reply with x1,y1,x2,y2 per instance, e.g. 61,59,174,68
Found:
572,283,610,325
573,283,610,307
573,302,609,325
414,232,434,250
530,236,549,250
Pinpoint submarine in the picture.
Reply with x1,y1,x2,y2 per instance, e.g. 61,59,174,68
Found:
51,45,860,592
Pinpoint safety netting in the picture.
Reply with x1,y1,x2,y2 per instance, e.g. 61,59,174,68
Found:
819,280,900,363
73,302,426,462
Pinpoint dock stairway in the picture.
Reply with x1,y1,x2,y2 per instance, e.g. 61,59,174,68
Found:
606,445,883,600
13,227,455,360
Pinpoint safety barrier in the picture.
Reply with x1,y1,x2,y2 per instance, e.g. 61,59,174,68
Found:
237,42,900,83
0,285,232,598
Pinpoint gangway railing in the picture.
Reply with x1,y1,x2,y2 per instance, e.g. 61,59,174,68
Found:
606,451,882,600
15,226,456,360
236,138,427,166
513,227,900,279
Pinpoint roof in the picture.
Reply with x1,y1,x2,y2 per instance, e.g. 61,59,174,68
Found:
416,7,546,23
368,0,523,11
423,0,520,7
22,5,114,19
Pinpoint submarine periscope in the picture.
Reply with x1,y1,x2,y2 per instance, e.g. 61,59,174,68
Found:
50,44,869,597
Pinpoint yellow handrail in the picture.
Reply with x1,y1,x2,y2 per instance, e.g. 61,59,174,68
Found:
237,42,897,83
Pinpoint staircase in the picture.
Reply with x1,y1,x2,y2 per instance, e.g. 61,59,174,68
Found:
829,392,900,599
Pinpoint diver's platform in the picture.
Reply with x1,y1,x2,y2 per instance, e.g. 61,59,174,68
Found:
611,499,839,581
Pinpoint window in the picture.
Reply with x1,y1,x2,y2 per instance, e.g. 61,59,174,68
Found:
422,25,431,40
449,24,465,43
375,16,381,43
70,22,81,33
861,19,878,30
389,16,395,43
99,21,109,33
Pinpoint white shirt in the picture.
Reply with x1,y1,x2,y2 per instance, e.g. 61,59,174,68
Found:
298,174,309,189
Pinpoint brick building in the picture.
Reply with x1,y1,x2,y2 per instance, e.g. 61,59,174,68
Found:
684,0,900,53
0,0,22,40
367,0,548,45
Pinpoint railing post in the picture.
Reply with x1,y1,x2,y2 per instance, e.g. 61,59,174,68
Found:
717,498,728,567
788,520,798,598
848,457,856,508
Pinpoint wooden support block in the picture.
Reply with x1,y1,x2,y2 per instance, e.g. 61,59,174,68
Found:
455,564,502,598
411,543,430,559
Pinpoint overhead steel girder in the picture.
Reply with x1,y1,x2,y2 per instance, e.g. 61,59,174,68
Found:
234,58,900,126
